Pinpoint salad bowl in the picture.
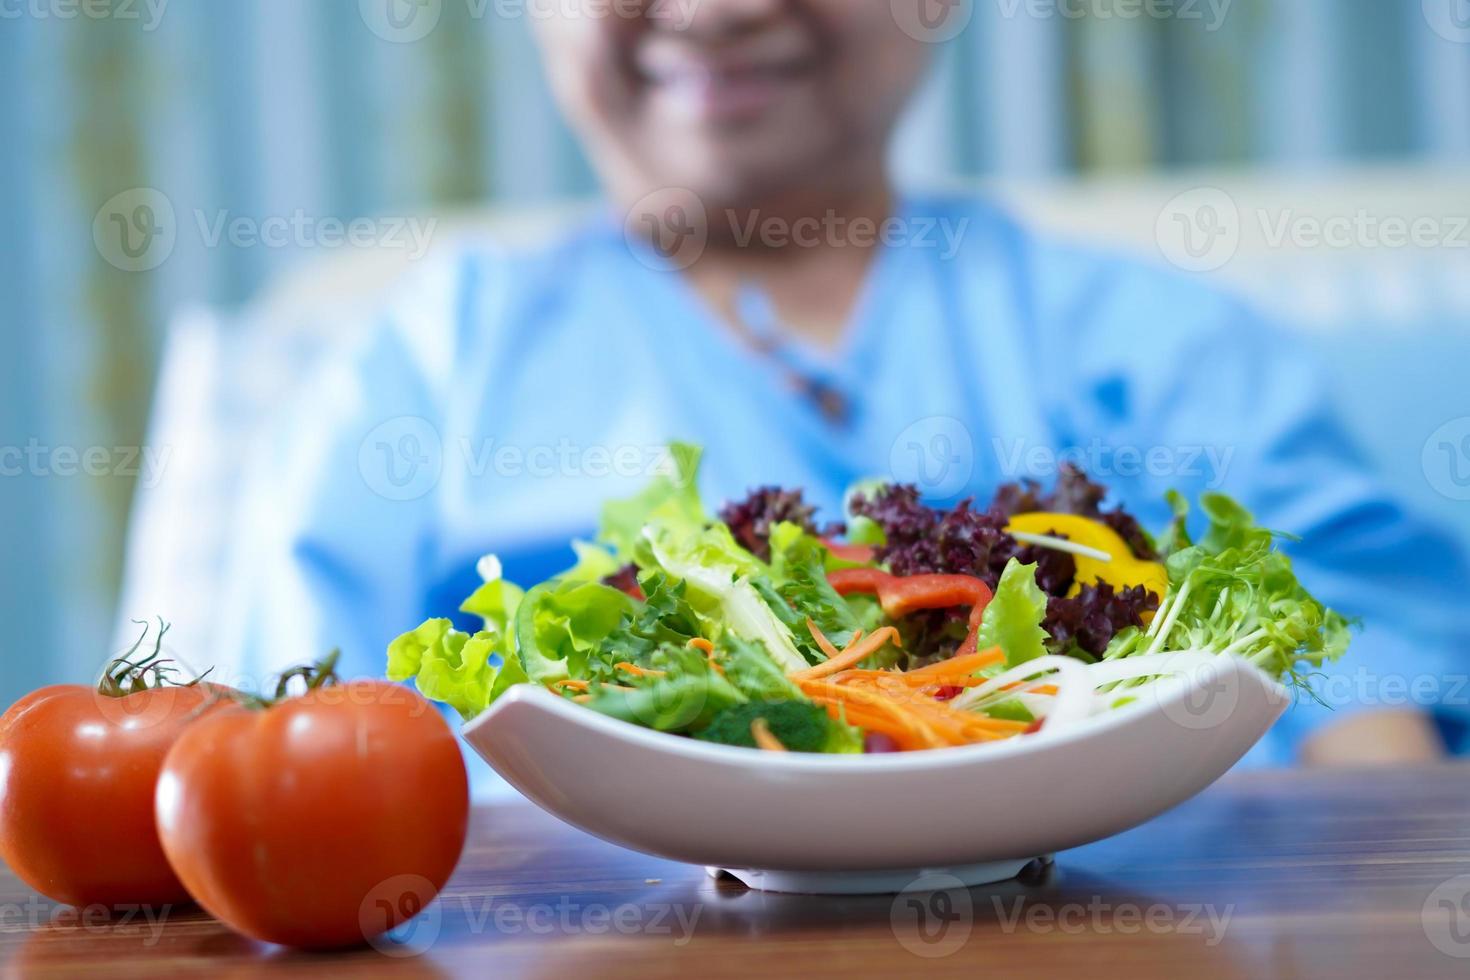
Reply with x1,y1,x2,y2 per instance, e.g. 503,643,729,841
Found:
462,651,1289,894
397,448,1343,893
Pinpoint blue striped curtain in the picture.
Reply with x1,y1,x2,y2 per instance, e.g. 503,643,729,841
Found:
1,0,1466,701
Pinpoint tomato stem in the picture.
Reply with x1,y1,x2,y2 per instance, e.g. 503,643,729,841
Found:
233,650,344,710
96,619,214,698
271,649,341,700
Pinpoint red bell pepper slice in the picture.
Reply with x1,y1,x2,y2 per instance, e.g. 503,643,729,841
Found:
828,567,890,598
827,568,994,654
822,539,877,565
829,568,991,616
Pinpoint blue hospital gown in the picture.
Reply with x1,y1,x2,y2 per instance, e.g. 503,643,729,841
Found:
215,193,1470,787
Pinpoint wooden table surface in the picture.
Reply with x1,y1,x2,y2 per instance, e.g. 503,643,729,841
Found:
3,763,1469,978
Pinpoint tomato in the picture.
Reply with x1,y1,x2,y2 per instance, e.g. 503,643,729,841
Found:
155,678,468,949
0,682,220,907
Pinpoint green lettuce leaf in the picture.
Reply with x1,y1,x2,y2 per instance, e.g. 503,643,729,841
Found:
513,579,638,683
1107,492,1352,687
975,559,1051,668
390,556,532,720
840,478,890,549
643,523,810,672
590,573,707,683
386,618,527,721
561,540,623,584
765,522,873,659
694,700,862,753
580,644,745,732
458,555,524,636
719,635,805,702
599,441,706,562
1155,489,1193,556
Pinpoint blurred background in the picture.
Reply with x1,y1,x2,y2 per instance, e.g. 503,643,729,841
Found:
1,0,1467,708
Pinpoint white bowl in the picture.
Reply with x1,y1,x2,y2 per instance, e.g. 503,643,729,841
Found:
462,655,1288,894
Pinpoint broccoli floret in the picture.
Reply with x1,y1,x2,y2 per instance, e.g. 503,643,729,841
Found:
694,700,856,753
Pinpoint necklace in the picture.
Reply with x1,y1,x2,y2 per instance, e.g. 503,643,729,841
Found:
734,283,853,426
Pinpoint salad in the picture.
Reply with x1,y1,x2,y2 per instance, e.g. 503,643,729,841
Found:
388,444,1350,754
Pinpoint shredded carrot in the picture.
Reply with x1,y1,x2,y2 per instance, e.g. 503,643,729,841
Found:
899,706,1022,743
811,696,941,750
811,700,929,751
566,615,1023,754
912,675,990,689
791,627,901,681
615,662,667,678
806,619,844,660
798,678,950,748
998,680,1059,697
569,675,664,705
904,698,1030,735
906,647,1004,678
850,677,1030,729
787,632,1037,751
801,674,1030,750
686,637,725,674
830,668,987,689
750,718,788,752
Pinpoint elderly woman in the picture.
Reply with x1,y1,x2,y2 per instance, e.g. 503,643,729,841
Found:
193,1,1462,774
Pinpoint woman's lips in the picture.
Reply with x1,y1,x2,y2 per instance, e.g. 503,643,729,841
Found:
650,65,806,122
636,42,816,124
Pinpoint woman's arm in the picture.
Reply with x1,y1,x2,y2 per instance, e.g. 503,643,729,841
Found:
1301,709,1446,766
1147,314,1469,765
1045,258,1470,766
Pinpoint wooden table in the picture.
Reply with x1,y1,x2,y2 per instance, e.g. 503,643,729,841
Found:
3,763,1469,978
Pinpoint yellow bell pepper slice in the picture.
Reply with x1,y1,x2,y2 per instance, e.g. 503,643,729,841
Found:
1005,513,1168,601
